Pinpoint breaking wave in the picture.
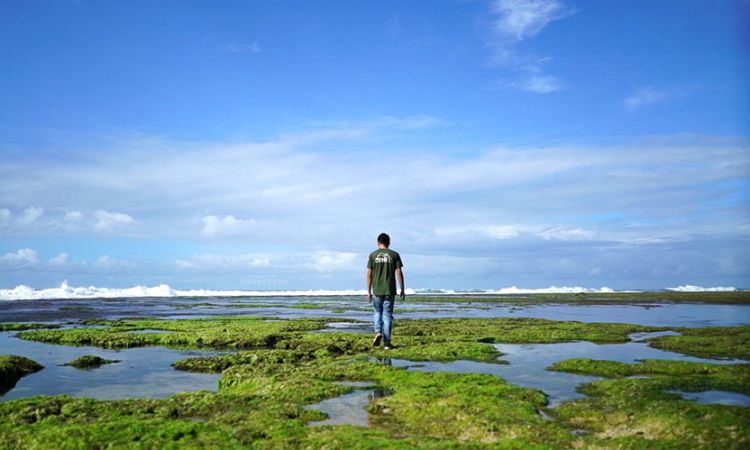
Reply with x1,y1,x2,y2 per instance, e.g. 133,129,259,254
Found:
0,282,641,300
666,285,737,292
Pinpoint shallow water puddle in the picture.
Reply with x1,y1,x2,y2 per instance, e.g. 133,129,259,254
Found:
667,389,750,407
387,331,746,407
314,322,371,334
306,381,392,426
125,329,171,334
0,331,222,401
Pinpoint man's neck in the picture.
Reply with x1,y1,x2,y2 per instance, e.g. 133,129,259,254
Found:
378,244,389,249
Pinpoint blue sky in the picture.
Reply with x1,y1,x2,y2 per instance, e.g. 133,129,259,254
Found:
1,0,748,291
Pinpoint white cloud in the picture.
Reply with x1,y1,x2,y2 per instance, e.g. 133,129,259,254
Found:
536,226,594,241
201,215,257,238
491,0,572,40
17,206,44,226
0,248,39,267
94,255,132,270
509,74,564,93
175,253,271,270
251,257,271,267
624,87,668,110
435,224,594,242
312,251,358,273
48,253,69,267
0,208,11,222
64,211,85,222
486,225,522,239
219,42,261,53
93,210,135,232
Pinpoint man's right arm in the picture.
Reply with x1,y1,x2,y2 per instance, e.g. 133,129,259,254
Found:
396,267,405,300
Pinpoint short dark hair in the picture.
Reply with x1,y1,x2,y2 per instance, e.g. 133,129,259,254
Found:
377,233,390,246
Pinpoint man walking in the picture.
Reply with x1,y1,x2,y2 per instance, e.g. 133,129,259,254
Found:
367,232,405,350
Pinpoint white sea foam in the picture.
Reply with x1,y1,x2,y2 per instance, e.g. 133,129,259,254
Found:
0,282,650,300
666,285,737,292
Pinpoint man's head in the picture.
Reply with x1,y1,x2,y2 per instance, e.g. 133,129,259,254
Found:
377,232,390,248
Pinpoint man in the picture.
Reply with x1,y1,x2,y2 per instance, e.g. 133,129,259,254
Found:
366,232,405,350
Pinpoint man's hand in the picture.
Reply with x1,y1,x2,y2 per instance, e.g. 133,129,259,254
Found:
400,290,405,301
367,292,372,302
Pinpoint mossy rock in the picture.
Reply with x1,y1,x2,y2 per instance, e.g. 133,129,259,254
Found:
63,355,121,369
0,355,44,395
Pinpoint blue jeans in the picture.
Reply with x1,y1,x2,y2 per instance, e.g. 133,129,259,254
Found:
372,295,394,345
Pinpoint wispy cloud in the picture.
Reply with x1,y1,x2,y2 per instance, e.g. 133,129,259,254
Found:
491,0,573,40
175,254,271,270
93,255,133,270
219,41,261,53
0,208,137,236
201,215,257,238
487,0,574,93
624,86,668,110
508,74,564,93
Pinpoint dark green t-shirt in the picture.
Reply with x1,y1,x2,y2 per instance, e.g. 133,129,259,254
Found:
367,248,403,296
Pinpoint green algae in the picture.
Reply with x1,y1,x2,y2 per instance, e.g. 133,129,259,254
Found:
648,325,750,360
18,316,665,364
396,317,661,344
0,323,61,332
18,316,335,350
0,356,575,449
63,355,121,369
549,358,750,393
548,358,750,447
551,372,750,448
0,355,44,395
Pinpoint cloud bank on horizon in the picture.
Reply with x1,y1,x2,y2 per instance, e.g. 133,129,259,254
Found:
0,0,748,291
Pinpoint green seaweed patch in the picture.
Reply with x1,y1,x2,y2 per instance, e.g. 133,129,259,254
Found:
0,355,43,394
396,317,661,344
0,356,577,449
216,355,573,446
18,316,335,350
552,374,750,448
648,325,750,360
550,358,750,394
0,323,61,332
63,355,121,369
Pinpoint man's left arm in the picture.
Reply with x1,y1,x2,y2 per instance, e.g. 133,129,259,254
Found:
396,259,405,300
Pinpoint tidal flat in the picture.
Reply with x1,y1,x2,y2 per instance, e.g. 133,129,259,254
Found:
0,292,749,448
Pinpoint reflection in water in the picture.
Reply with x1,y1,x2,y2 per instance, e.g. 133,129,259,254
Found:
0,331,222,401
306,381,392,427
667,389,750,407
